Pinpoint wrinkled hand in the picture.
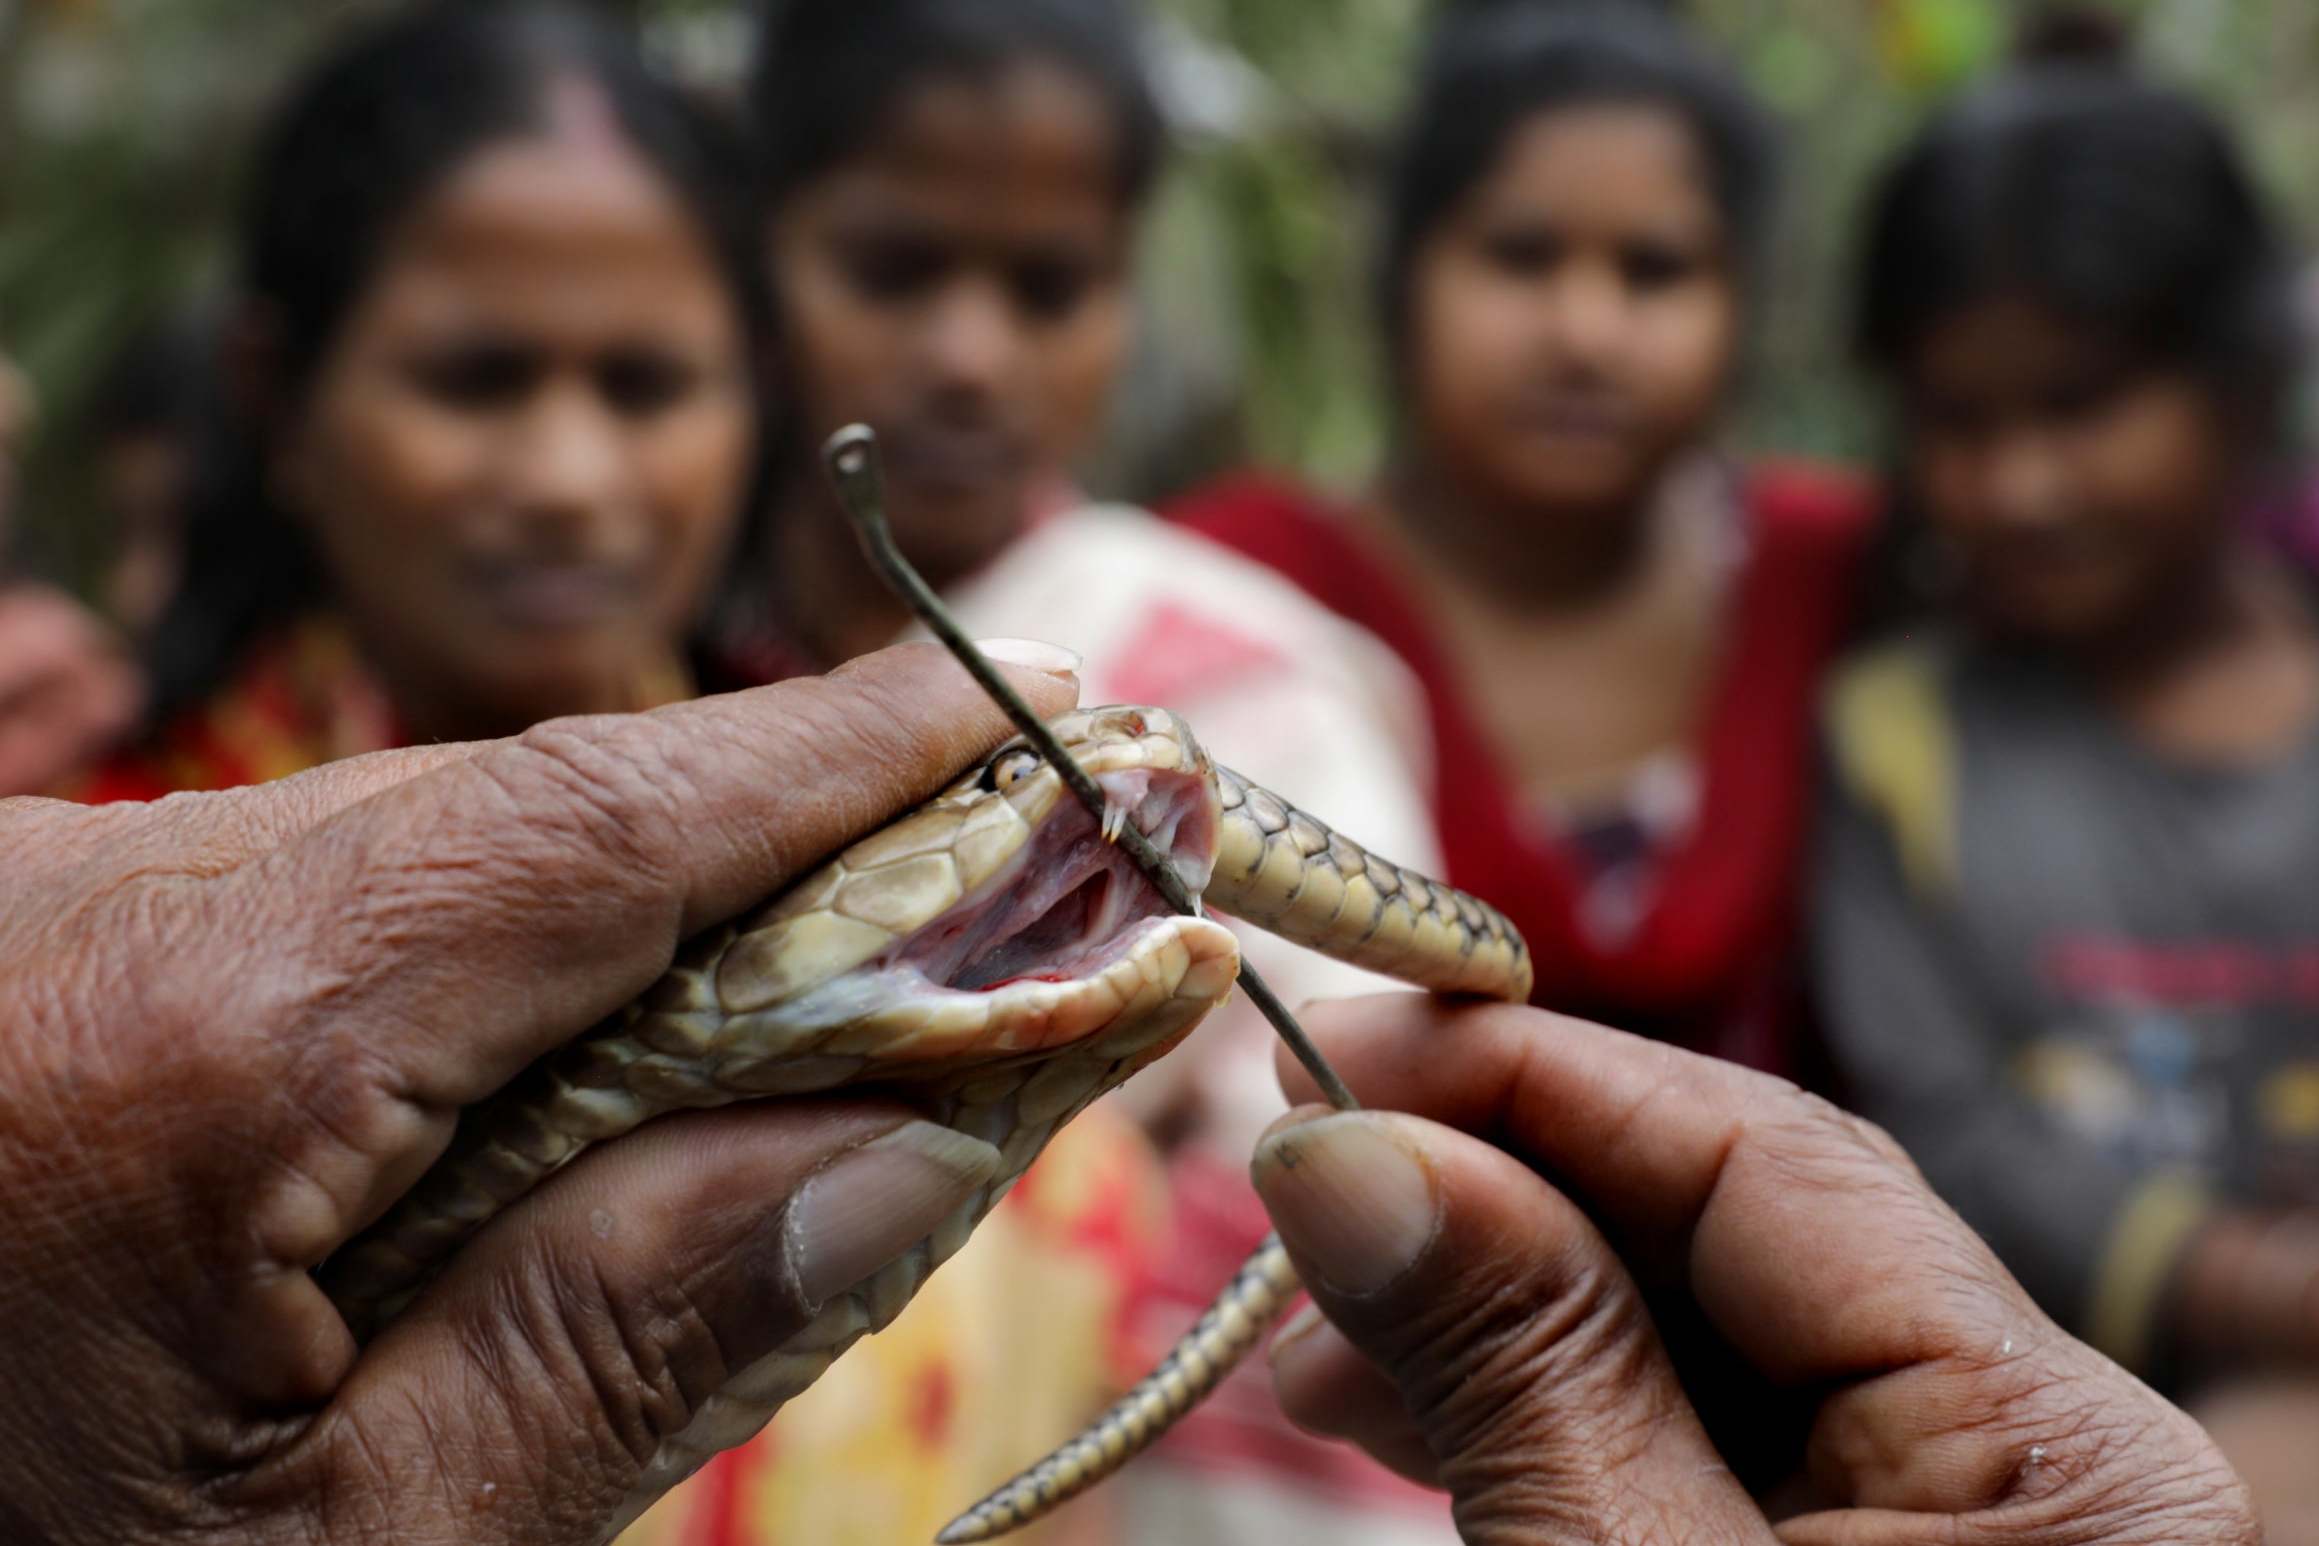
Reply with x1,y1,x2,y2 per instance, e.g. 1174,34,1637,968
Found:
1254,997,2256,1545
0,584,144,795
0,644,1075,1546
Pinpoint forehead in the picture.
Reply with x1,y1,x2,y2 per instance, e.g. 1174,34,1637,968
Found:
1465,102,1720,236
1910,294,2135,394
360,132,736,342
804,60,1126,242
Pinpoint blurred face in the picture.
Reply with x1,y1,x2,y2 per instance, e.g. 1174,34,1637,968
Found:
1902,295,2240,647
771,60,1134,580
1405,104,1740,520
273,116,755,732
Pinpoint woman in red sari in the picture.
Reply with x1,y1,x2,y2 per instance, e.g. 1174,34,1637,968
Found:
1172,2,1872,1072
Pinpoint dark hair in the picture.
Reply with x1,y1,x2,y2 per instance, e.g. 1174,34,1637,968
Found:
1378,0,1779,360
1855,64,2293,425
746,0,1164,212
2014,5,2133,68
147,0,774,725
85,313,208,446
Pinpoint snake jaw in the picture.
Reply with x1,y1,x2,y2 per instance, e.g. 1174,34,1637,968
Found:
790,764,1228,1067
670,759,1228,1085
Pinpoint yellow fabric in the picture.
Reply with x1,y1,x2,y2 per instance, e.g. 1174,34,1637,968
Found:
1824,643,1961,900
2084,1173,2211,1372
2259,1064,2319,1140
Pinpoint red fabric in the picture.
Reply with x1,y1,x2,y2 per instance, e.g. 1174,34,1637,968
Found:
73,760,174,805
71,620,407,805
1167,467,1873,1067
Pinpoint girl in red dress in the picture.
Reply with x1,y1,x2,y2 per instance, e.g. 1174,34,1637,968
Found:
1172,1,1873,1072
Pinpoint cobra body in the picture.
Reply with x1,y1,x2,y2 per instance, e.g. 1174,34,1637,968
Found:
321,706,1530,1542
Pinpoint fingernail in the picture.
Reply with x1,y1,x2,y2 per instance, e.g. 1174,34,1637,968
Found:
975,638,1082,679
1268,1302,1357,1389
788,1122,1001,1306
1251,1113,1438,1297
1271,1301,1326,1358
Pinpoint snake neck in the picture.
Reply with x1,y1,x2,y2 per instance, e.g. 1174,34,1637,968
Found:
1202,765,1531,1000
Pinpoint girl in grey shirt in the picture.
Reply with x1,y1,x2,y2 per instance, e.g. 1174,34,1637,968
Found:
1820,40,2319,1534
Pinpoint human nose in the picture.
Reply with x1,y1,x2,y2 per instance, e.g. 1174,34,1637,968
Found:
1539,258,1629,371
1981,426,2074,528
919,276,1024,400
503,377,629,523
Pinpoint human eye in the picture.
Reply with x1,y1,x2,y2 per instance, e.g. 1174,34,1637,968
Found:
2041,367,2133,427
599,349,704,417
406,340,539,410
1011,253,1099,323
837,232,947,304
1479,223,1562,278
1621,238,1706,293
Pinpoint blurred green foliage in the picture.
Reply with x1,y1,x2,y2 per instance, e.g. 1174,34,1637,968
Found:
4,0,2316,580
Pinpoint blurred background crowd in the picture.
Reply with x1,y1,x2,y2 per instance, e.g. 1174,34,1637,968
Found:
5,0,2319,1543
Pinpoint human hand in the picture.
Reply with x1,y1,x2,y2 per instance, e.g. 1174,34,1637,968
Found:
0,642,1076,1546
0,584,144,794
1253,997,2256,1545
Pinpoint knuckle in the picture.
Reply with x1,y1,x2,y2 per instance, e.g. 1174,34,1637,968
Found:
1891,1343,2261,1545
474,1227,731,1483
10,857,259,1125
1838,1108,1924,1175
2004,1405,2261,1545
701,674,965,876
1741,1092,1934,1204
306,1399,434,1543
1445,1473,1613,1544
1394,1232,1661,1468
430,1270,656,1533
779,672,946,808
256,1040,454,1268
498,715,689,883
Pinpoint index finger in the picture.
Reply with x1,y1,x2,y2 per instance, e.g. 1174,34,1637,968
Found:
1276,995,2037,1383
224,644,1078,1114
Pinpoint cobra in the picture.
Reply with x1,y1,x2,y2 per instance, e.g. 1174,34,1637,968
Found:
321,704,1531,1542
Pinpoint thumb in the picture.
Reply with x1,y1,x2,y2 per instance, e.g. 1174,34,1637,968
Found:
313,1101,999,1543
1251,1109,1773,1545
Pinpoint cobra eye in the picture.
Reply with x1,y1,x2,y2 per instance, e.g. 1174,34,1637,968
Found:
980,748,1042,792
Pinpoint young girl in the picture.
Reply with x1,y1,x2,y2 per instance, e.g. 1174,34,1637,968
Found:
1174,0,1873,1073
1821,50,2319,1540
81,0,768,800
629,3,1456,1543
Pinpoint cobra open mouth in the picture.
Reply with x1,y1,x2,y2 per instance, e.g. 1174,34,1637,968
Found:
902,766,1217,995
752,765,1239,1078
